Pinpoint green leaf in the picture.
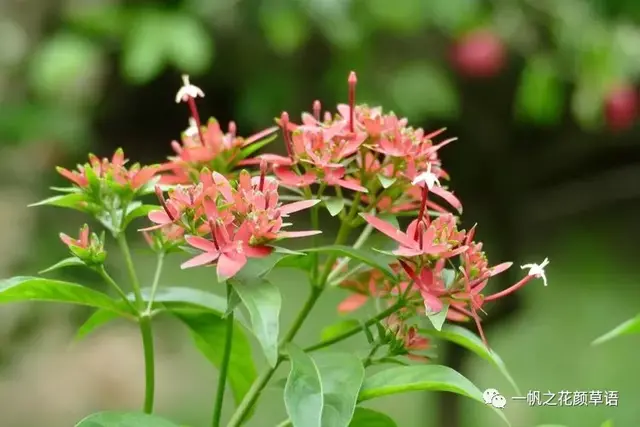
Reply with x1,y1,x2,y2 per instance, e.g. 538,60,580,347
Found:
172,309,257,407
515,55,564,126
389,62,459,120
571,80,605,130
142,286,227,313
441,269,456,289
39,257,85,274
592,314,640,346
122,9,168,84
300,246,395,279
0,277,134,318
238,252,302,279
426,304,449,331
315,352,365,427
358,365,509,425
75,309,122,341
165,13,214,74
376,175,396,189
321,319,361,342
75,411,180,427
229,276,281,366
348,408,397,427
325,197,345,216
421,324,520,394
600,420,614,427
285,344,323,427
239,133,278,160
284,346,366,427
28,193,87,209
123,204,158,229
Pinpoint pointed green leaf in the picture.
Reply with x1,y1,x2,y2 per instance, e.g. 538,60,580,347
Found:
592,314,640,346
229,276,281,366
28,193,87,209
376,175,396,189
141,286,227,314
123,204,158,228
223,285,242,318
75,411,180,427
421,324,520,394
239,133,278,159
50,186,82,193
426,304,449,331
285,344,323,427
75,309,123,341
284,345,365,427
0,277,135,318
315,352,365,427
325,198,345,217
321,319,361,342
600,420,614,427
300,245,395,279
441,269,457,289
348,408,397,427
39,257,85,274
357,365,509,426
172,309,257,408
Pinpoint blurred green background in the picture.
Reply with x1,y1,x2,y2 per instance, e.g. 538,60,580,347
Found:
0,0,639,426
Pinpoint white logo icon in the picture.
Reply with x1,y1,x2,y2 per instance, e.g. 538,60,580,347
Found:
483,388,507,409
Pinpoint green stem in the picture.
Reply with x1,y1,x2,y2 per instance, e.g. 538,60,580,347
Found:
303,302,403,353
139,314,155,414
363,343,382,368
226,287,323,427
117,232,155,414
145,251,165,313
226,195,360,427
95,266,138,314
212,282,235,427
116,233,144,307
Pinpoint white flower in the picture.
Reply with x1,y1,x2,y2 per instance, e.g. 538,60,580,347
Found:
520,257,550,286
175,75,204,103
411,163,440,190
184,118,199,138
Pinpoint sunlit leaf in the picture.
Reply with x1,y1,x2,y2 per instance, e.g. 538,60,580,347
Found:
325,198,345,216
348,408,397,427
592,314,640,346
28,193,87,209
515,55,564,126
358,365,509,425
229,276,281,366
0,277,134,318
321,319,361,342
165,13,214,74
300,246,395,279
122,9,168,84
421,324,520,393
39,257,85,274
75,309,123,341
426,304,449,331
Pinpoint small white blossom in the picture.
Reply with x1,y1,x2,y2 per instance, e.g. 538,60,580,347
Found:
175,75,205,103
411,163,440,190
184,118,199,138
520,257,550,286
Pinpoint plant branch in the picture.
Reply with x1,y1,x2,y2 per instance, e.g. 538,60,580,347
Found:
145,251,165,313
303,301,402,353
327,222,373,283
94,266,138,313
212,281,235,427
117,232,155,414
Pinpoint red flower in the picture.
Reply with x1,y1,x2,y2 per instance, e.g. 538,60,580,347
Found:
56,148,158,191
60,224,90,249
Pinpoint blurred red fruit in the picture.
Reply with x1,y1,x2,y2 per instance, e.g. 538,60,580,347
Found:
604,84,638,132
451,30,506,78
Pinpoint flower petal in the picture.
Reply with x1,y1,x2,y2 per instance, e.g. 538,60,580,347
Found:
279,199,321,215
181,252,220,269
360,214,417,248
217,252,247,281
430,186,463,214
185,235,218,251
278,230,322,238
337,294,368,313
148,210,172,225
